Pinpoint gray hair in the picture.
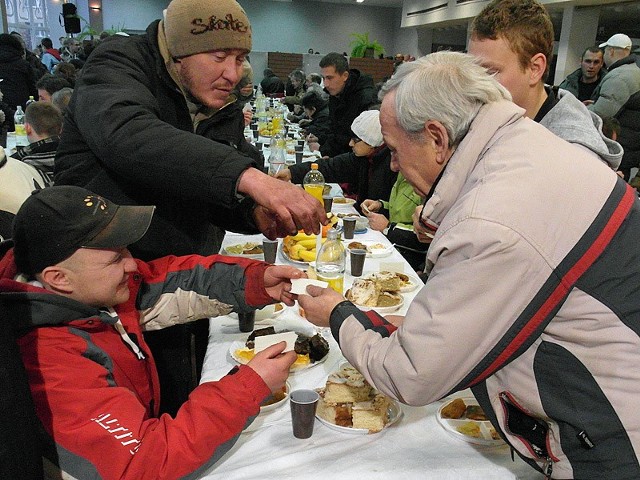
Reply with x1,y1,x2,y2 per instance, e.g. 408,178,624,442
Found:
379,51,511,146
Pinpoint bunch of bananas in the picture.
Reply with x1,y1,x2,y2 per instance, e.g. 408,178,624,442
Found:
283,232,325,262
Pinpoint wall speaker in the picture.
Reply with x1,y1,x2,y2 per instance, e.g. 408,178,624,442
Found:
62,3,81,34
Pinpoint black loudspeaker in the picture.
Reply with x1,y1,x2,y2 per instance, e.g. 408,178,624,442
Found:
62,3,81,34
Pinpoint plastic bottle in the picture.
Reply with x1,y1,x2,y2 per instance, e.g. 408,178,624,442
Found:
14,106,28,147
315,228,345,293
26,96,36,107
267,132,286,177
303,163,325,204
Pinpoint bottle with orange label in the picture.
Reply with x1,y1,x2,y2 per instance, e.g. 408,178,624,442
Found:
303,163,325,205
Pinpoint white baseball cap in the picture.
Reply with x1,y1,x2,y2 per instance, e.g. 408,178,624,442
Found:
599,33,632,49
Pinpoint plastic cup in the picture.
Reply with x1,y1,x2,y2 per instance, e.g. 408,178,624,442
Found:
297,140,305,147
238,311,256,333
290,389,319,439
252,130,259,140
262,239,278,264
343,217,357,239
295,152,303,164
322,195,333,213
294,145,303,152
255,141,263,150
349,249,367,277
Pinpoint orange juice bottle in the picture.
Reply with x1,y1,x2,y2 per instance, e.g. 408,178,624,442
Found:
303,163,325,205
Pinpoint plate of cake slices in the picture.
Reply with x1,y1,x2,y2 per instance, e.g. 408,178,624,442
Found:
437,397,504,446
315,364,402,434
345,271,409,313
230,327,330,372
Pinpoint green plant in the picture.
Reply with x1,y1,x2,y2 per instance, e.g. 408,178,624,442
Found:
76,16,99,41
349,32,385,58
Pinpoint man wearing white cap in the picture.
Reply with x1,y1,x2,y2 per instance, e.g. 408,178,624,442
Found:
276,110,397,211
588,33,640,180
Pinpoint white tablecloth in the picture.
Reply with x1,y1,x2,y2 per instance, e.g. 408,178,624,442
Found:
197,206,543,480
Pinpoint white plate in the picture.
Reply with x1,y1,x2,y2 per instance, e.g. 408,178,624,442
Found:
346,240,393,258
436,397,504,446
316,398,403,435
229,335,329,372
347,291,404,314
332,197,356,206
259,381,290,413
222,242,264,259
255,303,285,321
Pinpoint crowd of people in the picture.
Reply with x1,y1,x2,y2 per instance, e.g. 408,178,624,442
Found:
1,0,640,478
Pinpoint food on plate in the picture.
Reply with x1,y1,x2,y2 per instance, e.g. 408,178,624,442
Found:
273,303,284,313
260,384,287,407
457,421,482,438
236,327,330,367
347,241,388,255
345,277,403,308
281,217,337,262
332,197,351,204
316,365,392,433
225,242,263,255
441,398,466,419
465,405,488,421
440,398,488,421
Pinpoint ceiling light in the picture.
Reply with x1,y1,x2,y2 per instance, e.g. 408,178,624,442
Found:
357,0,364,3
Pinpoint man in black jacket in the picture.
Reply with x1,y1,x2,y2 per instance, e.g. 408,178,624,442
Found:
308,53,376,158
55,0,324,261
54,0,325,415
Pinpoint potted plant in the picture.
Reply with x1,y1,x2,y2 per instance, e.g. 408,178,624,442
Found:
349,32,385,58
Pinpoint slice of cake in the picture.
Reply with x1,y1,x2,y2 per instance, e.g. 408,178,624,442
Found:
370,271,402,292
346,278,379,307
352,394,391,433
323,365,372,404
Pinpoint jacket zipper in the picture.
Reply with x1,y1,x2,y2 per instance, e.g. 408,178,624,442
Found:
499,391,555,478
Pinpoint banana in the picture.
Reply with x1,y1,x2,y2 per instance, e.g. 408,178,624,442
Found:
289,243,305,260
299,249,317,262
290,232,316,242
297,239,318,249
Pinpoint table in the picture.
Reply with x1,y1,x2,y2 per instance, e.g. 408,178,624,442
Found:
197,190,543,480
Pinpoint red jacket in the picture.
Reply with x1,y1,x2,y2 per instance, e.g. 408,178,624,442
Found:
0,248,274,479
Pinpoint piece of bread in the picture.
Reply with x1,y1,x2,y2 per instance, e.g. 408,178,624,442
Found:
441,398,466,419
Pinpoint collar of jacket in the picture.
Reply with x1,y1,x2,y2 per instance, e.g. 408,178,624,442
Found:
608,53,639,72
420,101,525,233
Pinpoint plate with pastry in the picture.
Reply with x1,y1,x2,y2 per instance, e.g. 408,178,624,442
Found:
230,327,330,372
222,242,264,259
315,364,402,434
331,197,356,206
437,397,504,446
346,240,393,258
345,275,405,313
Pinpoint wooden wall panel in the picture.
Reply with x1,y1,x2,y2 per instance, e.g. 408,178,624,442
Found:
267,52,304,82
348,57,395,84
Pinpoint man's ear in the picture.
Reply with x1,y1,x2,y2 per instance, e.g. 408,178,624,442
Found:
39,266,74,295
529,53,547,86
425,120,450,165
25,123,33,136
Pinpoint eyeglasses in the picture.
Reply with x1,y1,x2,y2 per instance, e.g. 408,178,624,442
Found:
351,137,362,144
